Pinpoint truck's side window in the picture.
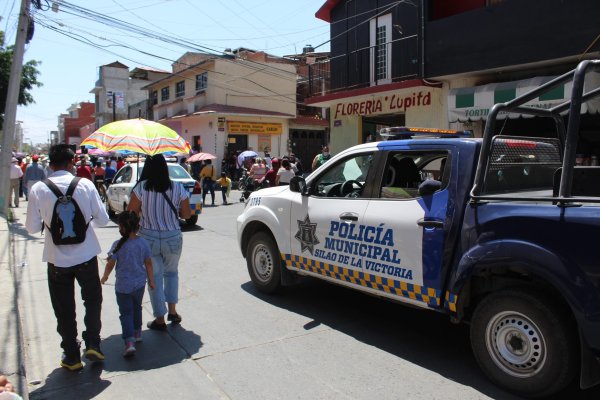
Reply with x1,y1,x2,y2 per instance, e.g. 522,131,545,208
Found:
379,152,448,199
313,152,374,198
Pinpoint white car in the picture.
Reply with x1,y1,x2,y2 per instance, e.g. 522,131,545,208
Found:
106,162,202,226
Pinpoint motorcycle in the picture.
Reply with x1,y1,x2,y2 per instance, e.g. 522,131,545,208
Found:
239,173,269,202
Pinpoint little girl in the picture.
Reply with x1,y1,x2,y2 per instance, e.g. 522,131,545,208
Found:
101,211,155,357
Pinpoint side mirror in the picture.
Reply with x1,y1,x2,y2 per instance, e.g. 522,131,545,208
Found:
418,179,442,196
289,176,307,195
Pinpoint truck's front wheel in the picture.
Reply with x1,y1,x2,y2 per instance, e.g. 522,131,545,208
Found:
470,289,577,398
246,232,281,294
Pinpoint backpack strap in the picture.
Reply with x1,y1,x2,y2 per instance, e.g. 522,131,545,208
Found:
65,177,81,198
43,178,65,199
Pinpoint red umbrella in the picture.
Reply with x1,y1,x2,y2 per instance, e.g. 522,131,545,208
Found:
188,152,217,162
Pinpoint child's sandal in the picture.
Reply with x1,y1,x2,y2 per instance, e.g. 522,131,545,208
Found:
167,313,182,324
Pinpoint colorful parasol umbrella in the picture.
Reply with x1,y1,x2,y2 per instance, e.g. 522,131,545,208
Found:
188,152,217,162
81,118,190,156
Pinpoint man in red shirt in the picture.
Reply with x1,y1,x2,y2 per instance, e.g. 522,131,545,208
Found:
116,156,125,171
76,156,94,181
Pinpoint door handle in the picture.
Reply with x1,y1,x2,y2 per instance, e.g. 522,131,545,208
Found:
417,218,444,229
339,212,358,221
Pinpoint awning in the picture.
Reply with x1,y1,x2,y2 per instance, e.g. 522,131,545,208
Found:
448,74,600,122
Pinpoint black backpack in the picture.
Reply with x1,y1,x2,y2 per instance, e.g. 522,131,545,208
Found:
43,177,91,245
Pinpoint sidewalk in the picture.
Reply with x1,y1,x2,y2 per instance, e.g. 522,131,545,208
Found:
1,204,226,400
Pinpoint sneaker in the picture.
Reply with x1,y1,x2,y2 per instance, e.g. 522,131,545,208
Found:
133,330,143,343
123,341,136,358
60,353,83,371
84,345,105,362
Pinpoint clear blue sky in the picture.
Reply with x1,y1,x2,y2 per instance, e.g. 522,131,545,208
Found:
2,0,330,144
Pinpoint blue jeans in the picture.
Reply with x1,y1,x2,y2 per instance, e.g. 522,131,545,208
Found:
139,228,183,318
116,286,145,342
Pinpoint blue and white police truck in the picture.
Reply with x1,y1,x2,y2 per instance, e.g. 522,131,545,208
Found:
236,60,600,398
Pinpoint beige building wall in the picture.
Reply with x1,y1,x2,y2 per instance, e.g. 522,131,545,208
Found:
148,54,298,174
213,59,296,116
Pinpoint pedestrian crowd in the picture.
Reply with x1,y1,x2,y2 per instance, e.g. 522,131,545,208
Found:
17,142,333,374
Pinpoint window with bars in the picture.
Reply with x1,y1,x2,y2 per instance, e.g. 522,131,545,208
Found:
196,72,207,91
376,25,388,81
175,81,185,97
161,86,170,101
151,90,158,105
370,14,392,85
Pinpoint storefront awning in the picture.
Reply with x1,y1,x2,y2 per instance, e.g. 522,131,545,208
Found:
448,74,600,122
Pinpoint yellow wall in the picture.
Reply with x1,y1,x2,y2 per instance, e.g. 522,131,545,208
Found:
329,87,446,153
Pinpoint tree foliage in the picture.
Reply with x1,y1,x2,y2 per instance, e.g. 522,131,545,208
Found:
0,30,43,129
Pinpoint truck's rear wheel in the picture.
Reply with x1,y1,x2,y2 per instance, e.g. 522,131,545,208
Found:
470,289,577,398
246,231,281,293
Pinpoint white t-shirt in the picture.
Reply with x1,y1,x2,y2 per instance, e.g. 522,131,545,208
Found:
277,168,296,184
25,170,110,267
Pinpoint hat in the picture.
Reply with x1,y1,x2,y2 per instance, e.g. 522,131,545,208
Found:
11,157,18,163
32,155,39,162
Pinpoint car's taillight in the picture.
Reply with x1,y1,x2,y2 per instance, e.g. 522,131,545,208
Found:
192,180,202,194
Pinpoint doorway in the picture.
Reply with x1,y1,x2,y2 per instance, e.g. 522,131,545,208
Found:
290,129,326,172
362,114,405,142
227,134,248,154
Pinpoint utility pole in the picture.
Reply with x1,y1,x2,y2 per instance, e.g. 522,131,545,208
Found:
0,0,31,217
112,92,116,121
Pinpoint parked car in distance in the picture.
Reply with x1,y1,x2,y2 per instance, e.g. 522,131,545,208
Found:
106,162,202,226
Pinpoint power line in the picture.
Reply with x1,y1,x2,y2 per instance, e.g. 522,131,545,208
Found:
34,15,299,105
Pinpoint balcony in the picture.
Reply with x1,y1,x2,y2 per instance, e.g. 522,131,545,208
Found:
305,59,331,99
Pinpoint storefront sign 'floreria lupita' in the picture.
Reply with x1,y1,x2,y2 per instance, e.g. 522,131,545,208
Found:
334,91,432,119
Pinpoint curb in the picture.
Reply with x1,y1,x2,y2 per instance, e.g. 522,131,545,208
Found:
0,212,28,399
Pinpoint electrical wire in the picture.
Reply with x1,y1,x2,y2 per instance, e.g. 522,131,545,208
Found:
313,0,409,50
44,1,310,81
34,15,299,105
226,0,289,49
3,0,17,41
34,1,423,103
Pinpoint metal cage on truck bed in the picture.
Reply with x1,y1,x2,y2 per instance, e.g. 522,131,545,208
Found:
471,59,600,204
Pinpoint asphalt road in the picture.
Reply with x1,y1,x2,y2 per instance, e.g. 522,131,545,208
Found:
9,193,600,399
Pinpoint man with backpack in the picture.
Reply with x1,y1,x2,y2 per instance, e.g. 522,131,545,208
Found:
25,144,110,371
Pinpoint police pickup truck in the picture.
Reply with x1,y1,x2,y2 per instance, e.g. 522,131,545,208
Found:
236,60,600,398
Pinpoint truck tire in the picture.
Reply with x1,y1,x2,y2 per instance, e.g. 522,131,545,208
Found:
246,231,281,294
470,289,577,398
